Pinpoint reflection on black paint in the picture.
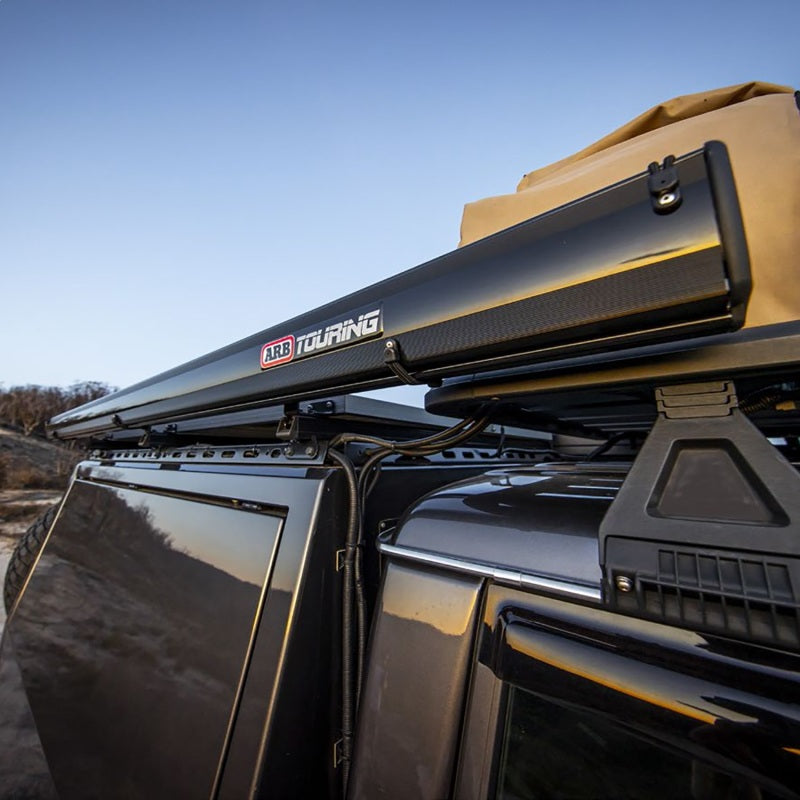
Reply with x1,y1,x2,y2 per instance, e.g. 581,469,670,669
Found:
412,473,613,534
497,688,783,800
8,481,280,799
0,637,59,799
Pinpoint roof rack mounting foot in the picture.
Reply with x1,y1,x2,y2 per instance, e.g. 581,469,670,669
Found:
599,380,800,649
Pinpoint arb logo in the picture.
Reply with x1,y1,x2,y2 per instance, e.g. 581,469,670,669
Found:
260,335,295,369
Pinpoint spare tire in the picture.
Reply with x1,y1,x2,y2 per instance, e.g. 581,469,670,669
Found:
3,505,58,614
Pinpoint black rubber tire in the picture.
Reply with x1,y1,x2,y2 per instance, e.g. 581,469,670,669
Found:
3,505,58,614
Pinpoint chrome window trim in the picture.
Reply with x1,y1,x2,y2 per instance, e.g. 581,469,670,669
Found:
377,540,602,602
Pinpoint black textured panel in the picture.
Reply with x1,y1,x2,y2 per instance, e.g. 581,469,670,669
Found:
400,247,729,367
87,249,732,430
612,547,800,651
650,441,788,525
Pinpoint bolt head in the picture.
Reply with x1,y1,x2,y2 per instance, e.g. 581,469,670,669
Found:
615,575,634,593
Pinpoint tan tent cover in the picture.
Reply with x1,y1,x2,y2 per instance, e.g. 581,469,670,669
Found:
459,82,799,328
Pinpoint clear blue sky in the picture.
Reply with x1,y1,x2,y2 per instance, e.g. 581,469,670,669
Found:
0,0,797,404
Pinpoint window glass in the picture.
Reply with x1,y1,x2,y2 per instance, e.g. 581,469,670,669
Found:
496,686,779,800
11,481,282,799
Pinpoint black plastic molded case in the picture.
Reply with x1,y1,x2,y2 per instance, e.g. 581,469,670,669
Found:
50,142,748,439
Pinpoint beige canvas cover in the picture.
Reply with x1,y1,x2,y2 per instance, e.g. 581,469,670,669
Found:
459,82,799,329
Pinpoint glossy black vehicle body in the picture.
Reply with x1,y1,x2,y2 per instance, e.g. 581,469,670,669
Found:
7,443,800,799
2,458,346,798
473,587,800,799
354,464,800,799
0,432,561,798
7,375,800,799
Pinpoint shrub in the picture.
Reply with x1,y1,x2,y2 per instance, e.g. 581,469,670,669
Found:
5,465,65,490
0,503,46,523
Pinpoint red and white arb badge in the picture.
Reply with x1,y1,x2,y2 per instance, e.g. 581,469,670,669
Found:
260,335,295,369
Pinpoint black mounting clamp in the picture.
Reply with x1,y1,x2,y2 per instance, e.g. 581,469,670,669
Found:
276,403,324,459
138,424,178,448
276,406,300,441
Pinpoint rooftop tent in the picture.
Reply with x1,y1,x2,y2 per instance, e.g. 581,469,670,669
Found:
459,82,800,329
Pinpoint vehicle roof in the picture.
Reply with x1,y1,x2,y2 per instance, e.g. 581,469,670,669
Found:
389,463,626,597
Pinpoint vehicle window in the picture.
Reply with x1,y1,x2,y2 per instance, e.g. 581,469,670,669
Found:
496,685,780,800
10,480,283,799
